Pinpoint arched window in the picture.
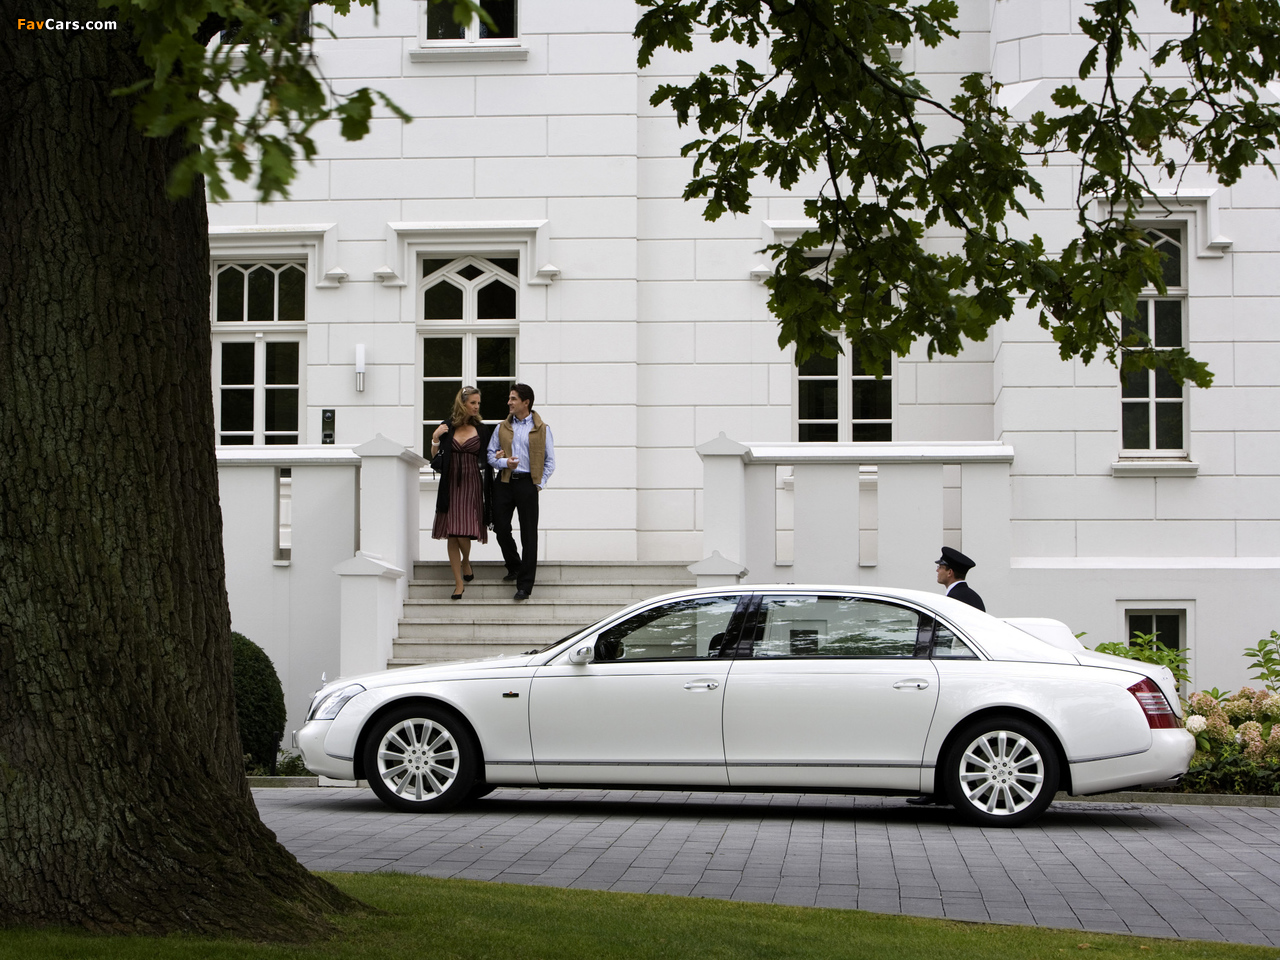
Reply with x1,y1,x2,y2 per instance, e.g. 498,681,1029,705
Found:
420,256,519,452
212,261,305,445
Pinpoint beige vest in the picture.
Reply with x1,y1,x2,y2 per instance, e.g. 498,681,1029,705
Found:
497,412,547,485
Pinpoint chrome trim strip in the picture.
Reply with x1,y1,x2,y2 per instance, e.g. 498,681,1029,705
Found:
533,760,724,767
727,761,922,769
532,760,923,769
1070,749,1147,764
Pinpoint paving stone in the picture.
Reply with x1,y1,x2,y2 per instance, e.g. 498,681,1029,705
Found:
255,787,1280,945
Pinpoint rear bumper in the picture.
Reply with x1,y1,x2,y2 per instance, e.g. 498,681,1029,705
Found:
1068,728,1195,796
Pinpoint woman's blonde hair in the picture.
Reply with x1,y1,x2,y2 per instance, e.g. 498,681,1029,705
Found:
450,386,482,427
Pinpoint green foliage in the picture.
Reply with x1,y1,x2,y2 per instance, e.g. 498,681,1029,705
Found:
1244,630,1280,693
1182,752,1280,796
1091,630,1191,688
1180,683,1280,793
230,631,286,774
276,751,311,777
109,0,486,200
634,0,1280,383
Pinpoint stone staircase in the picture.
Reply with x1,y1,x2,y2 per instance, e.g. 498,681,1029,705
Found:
390,560,696,666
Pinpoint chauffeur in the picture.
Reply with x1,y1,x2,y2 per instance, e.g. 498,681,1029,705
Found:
935,546,985,612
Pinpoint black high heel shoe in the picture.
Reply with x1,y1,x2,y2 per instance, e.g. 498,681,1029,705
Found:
462,562,474,582
451,587,464,600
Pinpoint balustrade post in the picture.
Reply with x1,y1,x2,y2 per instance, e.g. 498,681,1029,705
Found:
792,463,860,584
691,433,749,585
960,460,1012,610
877,462,945,591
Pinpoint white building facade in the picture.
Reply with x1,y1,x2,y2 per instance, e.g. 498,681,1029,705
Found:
208,0,1280,722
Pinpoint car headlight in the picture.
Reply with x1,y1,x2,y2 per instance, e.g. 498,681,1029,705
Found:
308,683,365,721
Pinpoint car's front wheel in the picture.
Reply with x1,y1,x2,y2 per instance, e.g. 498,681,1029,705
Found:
362,705,477,813
943,717,1059,827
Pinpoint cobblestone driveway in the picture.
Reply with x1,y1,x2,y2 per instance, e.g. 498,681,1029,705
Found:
255,787,1280,946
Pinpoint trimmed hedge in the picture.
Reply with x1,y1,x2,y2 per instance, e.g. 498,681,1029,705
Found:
231,631,287,775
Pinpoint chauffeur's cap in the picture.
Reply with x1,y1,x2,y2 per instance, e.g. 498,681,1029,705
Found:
935,546,976,574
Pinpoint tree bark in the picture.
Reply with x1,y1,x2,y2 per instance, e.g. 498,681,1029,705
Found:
0,3,358,937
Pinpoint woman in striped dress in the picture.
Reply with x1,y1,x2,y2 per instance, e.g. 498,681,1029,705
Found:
429,387,494,599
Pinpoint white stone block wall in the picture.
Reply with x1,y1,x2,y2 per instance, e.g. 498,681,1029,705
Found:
206,1,1280,690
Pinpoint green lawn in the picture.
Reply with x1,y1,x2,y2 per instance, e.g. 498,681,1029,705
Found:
1,872,1273,960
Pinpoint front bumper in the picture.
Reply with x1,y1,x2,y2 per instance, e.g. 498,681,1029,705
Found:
297,720,357,781
1068,728,1196,796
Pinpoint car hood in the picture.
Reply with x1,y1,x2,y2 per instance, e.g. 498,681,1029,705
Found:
312,652,540,703
1073,649,1184,718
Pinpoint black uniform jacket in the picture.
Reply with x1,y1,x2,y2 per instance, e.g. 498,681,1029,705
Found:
946,581,985,612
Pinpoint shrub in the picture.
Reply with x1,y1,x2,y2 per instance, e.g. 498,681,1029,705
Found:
1103,627,1280,795
231,631,287,775
276,751,311,777
1182,674,1280,794
1245,631,1280,692
1091,630,1191,688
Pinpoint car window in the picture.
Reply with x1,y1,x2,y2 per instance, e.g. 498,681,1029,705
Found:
594,595,741,662
752,595,922,658
932,622,980,659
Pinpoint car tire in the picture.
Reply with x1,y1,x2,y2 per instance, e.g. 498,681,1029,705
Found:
362,704,477,813
943,716,1060,827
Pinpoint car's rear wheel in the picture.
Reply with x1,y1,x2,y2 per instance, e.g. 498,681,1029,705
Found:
362,705,477,813
943,717,1059,827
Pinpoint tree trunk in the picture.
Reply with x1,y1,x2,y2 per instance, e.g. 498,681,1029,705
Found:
0,5,358,937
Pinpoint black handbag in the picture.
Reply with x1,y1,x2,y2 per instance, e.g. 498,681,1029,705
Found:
430,425,448,473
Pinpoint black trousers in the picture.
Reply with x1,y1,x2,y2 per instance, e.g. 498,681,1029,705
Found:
492,474,539,592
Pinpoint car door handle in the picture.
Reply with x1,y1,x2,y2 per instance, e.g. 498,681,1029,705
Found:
684,680,720,691
893,679,930,690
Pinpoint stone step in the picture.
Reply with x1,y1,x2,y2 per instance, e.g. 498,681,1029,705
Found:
411,560,695,585
393,559,695,667
390,638,552,664
407,580,682,601
403,596,624,618
396,612,605,641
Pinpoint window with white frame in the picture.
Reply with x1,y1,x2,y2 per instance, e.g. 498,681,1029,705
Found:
797,351,892,442
212,261,305,445
423,0,516,43
1126,609,1185,651
1121,227,1187,455
796,260,892,442
420,255,518,452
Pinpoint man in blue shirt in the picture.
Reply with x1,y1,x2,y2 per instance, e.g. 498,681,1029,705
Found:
486,383,555,600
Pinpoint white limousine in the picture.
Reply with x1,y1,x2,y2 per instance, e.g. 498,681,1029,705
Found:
297,586,1194,827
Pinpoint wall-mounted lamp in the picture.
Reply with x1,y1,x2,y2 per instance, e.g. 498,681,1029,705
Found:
355,343,366,393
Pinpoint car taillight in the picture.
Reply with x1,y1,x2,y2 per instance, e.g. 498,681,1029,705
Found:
1129,678,1179,729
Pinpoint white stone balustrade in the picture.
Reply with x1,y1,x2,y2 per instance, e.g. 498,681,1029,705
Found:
692,435,1015,599
217,436,425,736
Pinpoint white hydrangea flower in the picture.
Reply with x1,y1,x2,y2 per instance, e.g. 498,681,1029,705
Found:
1185,714,1207,734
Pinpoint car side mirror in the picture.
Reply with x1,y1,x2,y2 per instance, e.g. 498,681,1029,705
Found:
567,641,595,664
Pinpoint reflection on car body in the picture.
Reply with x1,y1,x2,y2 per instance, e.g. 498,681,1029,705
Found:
296,585,1194,827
